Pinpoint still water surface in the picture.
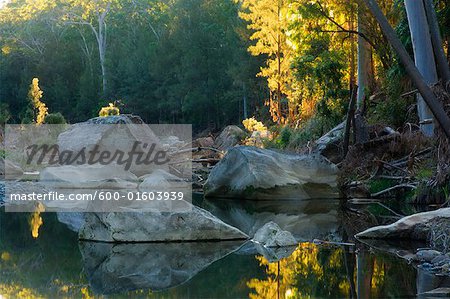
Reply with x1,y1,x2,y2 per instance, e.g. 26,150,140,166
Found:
0,193,447,298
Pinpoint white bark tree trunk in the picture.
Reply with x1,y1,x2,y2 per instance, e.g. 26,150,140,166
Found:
357,7,372,110
404,0,438,136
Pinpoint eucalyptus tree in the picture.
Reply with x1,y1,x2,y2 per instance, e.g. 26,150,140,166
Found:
404,0,438,136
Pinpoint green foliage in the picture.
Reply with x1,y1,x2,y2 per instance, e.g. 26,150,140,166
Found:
0,103,11,124
368,178,395,194
289,115,342,149
44,112,66,124
0,0,265,130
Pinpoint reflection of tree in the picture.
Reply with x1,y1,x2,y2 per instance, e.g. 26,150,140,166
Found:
247,243,350,298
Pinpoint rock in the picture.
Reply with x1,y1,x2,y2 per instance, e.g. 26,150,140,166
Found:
415,250,443,263
214,125,246,151
0,158,24,179
79,240,243,294
40,164,138,189
160,135,185,152
193,136,215,148
313,121,345,163
57,115,165,176
57,212,85,232
204,146,339,200
85,114,145,124
139,169,185,191
253,221,297,247
356,208,450,240
79,201,248,242
418,287,450,297
431,254,450,266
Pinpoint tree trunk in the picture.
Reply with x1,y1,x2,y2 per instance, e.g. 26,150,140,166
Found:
356,250,374,299
361,0,450,140
349,7,356,92
98,16,107,95
404,0,438,136
357,6,372,110
423,0,450,84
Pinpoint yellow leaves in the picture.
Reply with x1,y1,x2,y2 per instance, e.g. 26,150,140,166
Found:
99,102,119,117
1,45,11,55
1,251,11,261
28,78,48,125
0,0,56,23
243,117,267,132
239,0,297,124
81,287,93,299
29,202,45,238
0,283,44,299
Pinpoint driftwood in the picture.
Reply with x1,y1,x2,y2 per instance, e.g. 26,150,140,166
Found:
401,89,419,98
312,239,355,246
371,183,417,198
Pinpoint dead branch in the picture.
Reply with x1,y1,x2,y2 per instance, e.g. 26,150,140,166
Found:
371,183,417,198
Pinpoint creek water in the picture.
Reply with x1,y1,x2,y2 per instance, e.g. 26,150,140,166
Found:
0,188,448,298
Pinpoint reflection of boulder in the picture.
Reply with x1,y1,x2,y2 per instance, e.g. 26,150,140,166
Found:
79,201,248,242
254,243,297,263
356,208,450,240
40,164,138,189
79,240,244,294
204,146,338,200
201,198,340,242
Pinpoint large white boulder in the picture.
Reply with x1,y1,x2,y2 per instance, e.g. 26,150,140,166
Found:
356,208,450,240
40,164,138,189
253,221,297,248
204,146,339,199
57,115,165,176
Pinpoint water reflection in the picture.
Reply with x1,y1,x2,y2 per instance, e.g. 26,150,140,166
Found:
198,198,340,241
79,240,244,294
0,203,448,298
29,202,45,238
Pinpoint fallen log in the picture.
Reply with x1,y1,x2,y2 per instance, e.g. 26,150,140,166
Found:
371,183,417,198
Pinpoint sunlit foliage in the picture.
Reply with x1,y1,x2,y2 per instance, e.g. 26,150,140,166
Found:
29,202,45,238
27,78,48,125
243,117,267,132
238,0,297,124
99,102,120,117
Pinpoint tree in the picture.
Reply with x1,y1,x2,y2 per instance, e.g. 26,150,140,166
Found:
238,0,296,124
61,0,116,95
404,0,438,136
28,78,48,125
356,5,373,109
361,0,450,140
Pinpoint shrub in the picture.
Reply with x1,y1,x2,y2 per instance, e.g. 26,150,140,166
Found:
99,103,120,117
44,112,67,124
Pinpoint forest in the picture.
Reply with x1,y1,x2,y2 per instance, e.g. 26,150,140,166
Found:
1,0,450,297
1,0,447,136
